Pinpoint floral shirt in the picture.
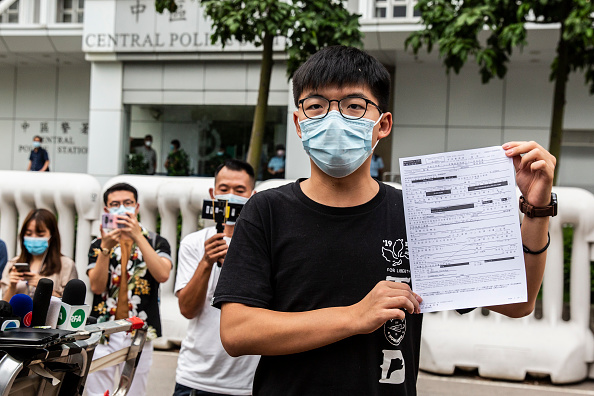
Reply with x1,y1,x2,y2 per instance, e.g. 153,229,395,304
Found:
88,227,172,341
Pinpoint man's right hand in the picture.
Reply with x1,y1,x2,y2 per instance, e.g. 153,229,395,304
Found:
202,233,228,268
100,226,121,251
220,281,422,357
350,281,422,335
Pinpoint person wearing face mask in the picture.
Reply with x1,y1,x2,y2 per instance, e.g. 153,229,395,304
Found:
86,182,172,396
27,135,50,172
135,134,157,175
267,144,286,179
1,209,77,301
173,159,259,396
212,46,556,395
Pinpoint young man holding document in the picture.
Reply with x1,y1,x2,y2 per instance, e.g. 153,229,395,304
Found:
213,45,556,395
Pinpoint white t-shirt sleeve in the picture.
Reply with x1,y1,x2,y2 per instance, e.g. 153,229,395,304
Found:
174,231,207,296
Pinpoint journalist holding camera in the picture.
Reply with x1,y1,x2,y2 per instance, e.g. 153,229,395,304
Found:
85,182,172,396
173,159,259,396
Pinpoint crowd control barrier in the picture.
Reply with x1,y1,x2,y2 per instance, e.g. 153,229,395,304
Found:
0,171,101,289
420,186,594,384
3,172,594,383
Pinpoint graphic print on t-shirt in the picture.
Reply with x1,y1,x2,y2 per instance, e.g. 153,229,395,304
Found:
380,238,411,385
384,317,406,346
380,349,406,384
382,238,408,266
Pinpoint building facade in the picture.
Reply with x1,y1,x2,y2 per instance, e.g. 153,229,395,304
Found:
1,0,593,190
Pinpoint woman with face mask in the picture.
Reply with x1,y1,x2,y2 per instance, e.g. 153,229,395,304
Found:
1,209,78,301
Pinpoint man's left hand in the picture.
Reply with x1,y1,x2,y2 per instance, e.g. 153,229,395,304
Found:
503,141,556,207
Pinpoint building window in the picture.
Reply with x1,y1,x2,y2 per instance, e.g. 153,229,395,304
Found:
0,1,19,24
374,0,419,19
58,0,84,23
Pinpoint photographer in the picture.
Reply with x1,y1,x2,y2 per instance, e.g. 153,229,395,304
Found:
174,159,259,396
86,182,172,396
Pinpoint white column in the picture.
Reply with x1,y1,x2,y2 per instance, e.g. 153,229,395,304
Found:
87,62,125,184
285,79,311,180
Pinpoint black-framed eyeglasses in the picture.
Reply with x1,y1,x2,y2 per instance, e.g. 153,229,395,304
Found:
107,200,136,208
298,96,382,120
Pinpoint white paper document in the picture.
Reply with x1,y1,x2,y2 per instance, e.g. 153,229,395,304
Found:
399,146,526,313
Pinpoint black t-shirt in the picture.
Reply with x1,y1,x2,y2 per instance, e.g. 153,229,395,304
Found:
213,179,422,396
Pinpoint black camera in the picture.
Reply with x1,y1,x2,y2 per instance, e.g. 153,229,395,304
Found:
202,199,244,233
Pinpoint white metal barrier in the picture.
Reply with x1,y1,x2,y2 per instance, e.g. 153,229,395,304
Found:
0,171,102,298
2,172,594,381
420,186,594,384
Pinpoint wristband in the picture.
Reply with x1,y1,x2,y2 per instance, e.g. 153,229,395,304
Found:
523,232,550,255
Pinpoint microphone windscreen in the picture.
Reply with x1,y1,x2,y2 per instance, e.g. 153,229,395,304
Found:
31,278,54,327
46,296,61,328
0,301,13,317
9,293,33,327
61,279,86,306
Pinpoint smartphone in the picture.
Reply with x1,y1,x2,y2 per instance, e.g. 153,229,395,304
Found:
101,213,126,231
14,263,30,273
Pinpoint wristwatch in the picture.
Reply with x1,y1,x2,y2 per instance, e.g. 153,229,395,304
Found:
519,192,557,218
100,246,111,257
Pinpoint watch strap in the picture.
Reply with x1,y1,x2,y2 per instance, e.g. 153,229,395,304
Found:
519,193,557,218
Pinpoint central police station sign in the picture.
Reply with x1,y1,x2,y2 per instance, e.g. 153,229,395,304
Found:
83,0,284,53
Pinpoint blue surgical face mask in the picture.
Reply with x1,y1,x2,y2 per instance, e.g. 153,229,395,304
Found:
32,141,41,148
299,110,382,178
24,237,49,256
215,194,250,225
109,205,136,216
170,145,175,151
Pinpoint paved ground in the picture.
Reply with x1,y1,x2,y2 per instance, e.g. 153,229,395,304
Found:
147,350,594,396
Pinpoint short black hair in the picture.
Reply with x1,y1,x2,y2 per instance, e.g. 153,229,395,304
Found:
215,159,256,189
292,46,391,113
103,182,138,205
34,135,42,142
171,139,180,148
275,144,285,151
145,135,153,140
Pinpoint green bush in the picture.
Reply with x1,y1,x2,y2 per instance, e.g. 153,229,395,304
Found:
127,153,149,175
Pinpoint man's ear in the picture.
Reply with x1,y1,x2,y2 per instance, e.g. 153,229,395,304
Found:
103,207,110,214
293,111,302,139
209,187,215,200
135,203,140,215
377,112,393,140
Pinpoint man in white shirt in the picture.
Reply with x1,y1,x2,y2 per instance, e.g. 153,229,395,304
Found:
174,159,259,396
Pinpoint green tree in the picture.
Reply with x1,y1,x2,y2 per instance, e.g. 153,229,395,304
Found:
156,0,362,175
406,0,594,184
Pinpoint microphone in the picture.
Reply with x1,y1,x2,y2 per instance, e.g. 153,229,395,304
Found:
9,294,33,327
31,278,53,327
62,279,86,305
58,279,90,330
0,301,20,330
45,296,62,329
